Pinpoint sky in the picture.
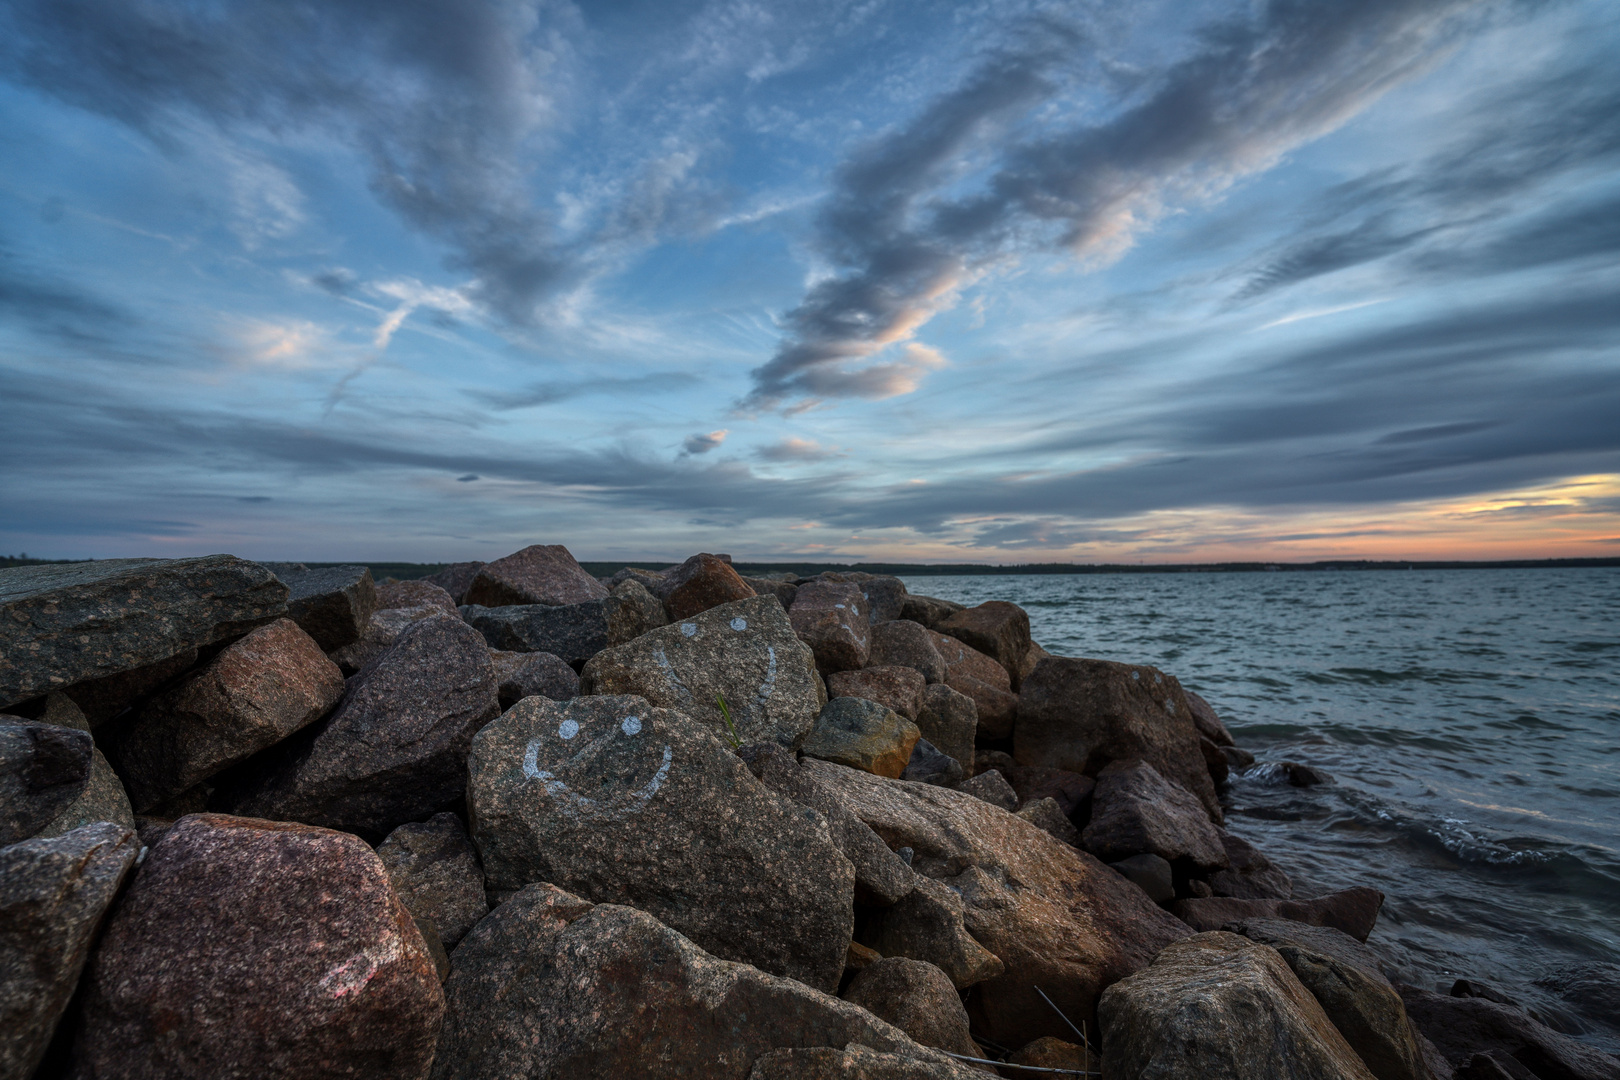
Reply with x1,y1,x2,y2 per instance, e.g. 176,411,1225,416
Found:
2,0,1618,565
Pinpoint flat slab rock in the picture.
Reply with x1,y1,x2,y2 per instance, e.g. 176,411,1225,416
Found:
431,883,976,1080
468,694,854,992
1172,887,1385,943
0,555,288,710
70,813,443,1080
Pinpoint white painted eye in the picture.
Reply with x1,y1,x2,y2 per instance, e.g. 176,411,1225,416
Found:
1164,700,1175,712
681,623,697,637
730,617,748,631
558,719,580,740
1154,673,1163,683
834,603,846,609
621,716,643,736
1131,671,1140,681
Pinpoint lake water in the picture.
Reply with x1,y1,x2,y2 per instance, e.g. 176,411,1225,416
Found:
903,569,1620,1051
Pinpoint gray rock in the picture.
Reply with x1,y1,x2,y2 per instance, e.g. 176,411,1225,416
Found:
329,596,453,675
903,738,965,787
420,562,485,605
862,875,1005,990
0,719,92,843
1401,985,1620,1080
579,595,824,750
0,821,139,1079
843,957,985,1061
1081,759,1228,869
956,768,1017,812
1016,796,1080,846
1273,942,1428,1080
1211,830,1294,899
29,695,134,839
811,571,909,625
913,684,976,776
607,576,669,637
827,665,926,720
1186,690,1236,746
1000,765,1094,819
59,649,201,728
490,650,579,708
803,696,921,779
464,543,608,607
376,579,460,613
115,617,346,812
790,580,872,673
0,555,287,710
228,613,500,838
869,620,947,684
1172,887,1386,943
377,813,487,946
467,695,855,991
898,594,964,630
749,1044,982,1079
461,601,612,664
273,564,378,651
1112,853,1175,904
1229,918,1393,985
430,883,972,1080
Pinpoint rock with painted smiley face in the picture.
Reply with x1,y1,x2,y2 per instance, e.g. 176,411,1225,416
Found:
467,694,855,993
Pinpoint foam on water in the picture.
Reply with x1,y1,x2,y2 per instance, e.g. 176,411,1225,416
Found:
906,568,1620,1052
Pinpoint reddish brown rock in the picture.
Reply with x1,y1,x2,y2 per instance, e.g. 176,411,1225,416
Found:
1015,657,1221,822
1400,985,1620,1080
653,553,756,620
376,813,487,947
791,581,872,674
376,578,459,613
899,594,964,630
843,957,987,1063
1081,760,1228,869
1017,642,1054,689
329,580,459,674
1170,886,1385,942
420,562,486,605
1016,797,1081,846
937,602,1031,689
869,620,947,684
463,544,607,608
828,665,926,720
70,814,443,1079
913,684,977,773
115,618,345,812
1008,1038,1091,1074
925,630,1016,740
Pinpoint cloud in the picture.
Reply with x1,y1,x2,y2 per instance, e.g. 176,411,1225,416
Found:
468,372,703,411
757,437,840,462
682,429,729,455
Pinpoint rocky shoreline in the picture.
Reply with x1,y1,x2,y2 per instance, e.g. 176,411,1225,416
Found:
3,546,1616,1080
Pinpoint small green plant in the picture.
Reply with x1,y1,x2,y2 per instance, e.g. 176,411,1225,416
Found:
715,694,742,749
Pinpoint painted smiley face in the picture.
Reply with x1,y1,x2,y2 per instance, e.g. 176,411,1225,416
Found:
522,710,673,822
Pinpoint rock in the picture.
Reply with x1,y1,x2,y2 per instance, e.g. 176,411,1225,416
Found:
936,601,1031,689
490,649,579,707
420,562,485,605
869,620,948,684
468,695,855,990
926,630,1017,741
814,571,909,625
329,583,458,674
1008,1037,1091,1073
828,665,926,720
461,600,611,665
903,738,965,787
804,697,922,779
863,876,1005,990
1016,657,1221,822
899,594,963,630
1186,690,1236,746
274,564,378,651
35,730,135,839
1282,760,1335,786
1100,931,1377,1080
0,821,139,1079
792,581,873,674
431,882,971,1080
228,613,499,838
377,579,459,612
1017,796,1080,846
1112,853,1175,904
1534,962,1620,1035
1201,734,1232,785
462,544,607,608
1400,985,1620,1080
739,741,916,907
1230,918,1394,985
1016,642,1054,692
376,813,487,947
1224,743,1258,770
1187,878,1214,898
913,684,976,774
956,769,1017,812
413,915,452,982
1211,831,1294,899
999,765,1094,820
0,719,92,843
114,618,345,812
1171,887,1386,942
607,566,667,591
1452,979,1520,1007
72,814,442,1078
608,576,669,636
750,1044,983,1079
1456,1051,1533,1080
1081,759,1228,869
799,759,1191,1047
0,555,287,711
652,552,757,620
580,595,824,749
843,957,986,1061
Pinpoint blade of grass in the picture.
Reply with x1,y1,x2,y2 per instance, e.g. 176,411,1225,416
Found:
715,694,742,748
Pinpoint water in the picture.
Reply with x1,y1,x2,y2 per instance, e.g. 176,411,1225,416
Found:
903,569,1620,1051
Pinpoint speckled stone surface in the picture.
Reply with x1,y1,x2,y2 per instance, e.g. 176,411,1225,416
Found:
748,1044,983,1079
789,580,872,673
462,544,607,607
653,552,757,620
809,572,909,625
274,565,378,651
0,555,288,710
228,613,499,838
802,697,921,780
467,694,854,991
926,629,1017,741
461,600,614,663
827,665,926,720
29,695,134,838
490,649,579,707
912,685,977,775
70,814,443,1080
419,562,485,605
430,886,957,1080
116,618,345,812
0,719,93,843
863,876,1005,990
377,813,487,946
579,595,824,750
0,821,139,1079
869,620,947,684
843,957,986,1063
936,601,1032,689
1081,760,1228,868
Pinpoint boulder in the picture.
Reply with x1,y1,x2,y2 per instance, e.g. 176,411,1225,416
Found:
791,581,873,674
607,576,669,635
843,957,986,1062
1171,887,1386,942
0,555,287,710
0,719,93,843
653,553,757,620
748,1044,982,1079
464,580,666,665
1229,918,1394,985
899,594,964,630
811,571,909,625
1016,796,1080,846
1201,734,1232,785
828,665,926,720
114,618,345,812
273,564,378,651
936,602,1031,689
607,566,667,590
490,649,579,707
956,769,1017,812
468,695,854,991
1015,657,1221,822
1099,931,1377,1080
804,697,922,779
925,630,1017,740
580,595,824,750
1211,831,1294,899
431,883,973,1080
462,544,607,608
1112,853,1175,904
999,764,1093,819
0,822,139,1079
1186,690,1236,746
1081,759,1228,869
913,684,976,774
34,710,134,838
869,620,947,685
71,814,443,1079
1225,743,1258,770
55,648,200,727
1534,962,1620,1037
1400,985,1620,1080
377,813,487,947
740,575,799,609
420,562,485,605
329,583,457,674
1008,1037,1091,1073
801,759,1190,1047
1016,643,1054,691
377,579,459,612
903,739,965,787
862,876,1005,991
227,613,500,839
